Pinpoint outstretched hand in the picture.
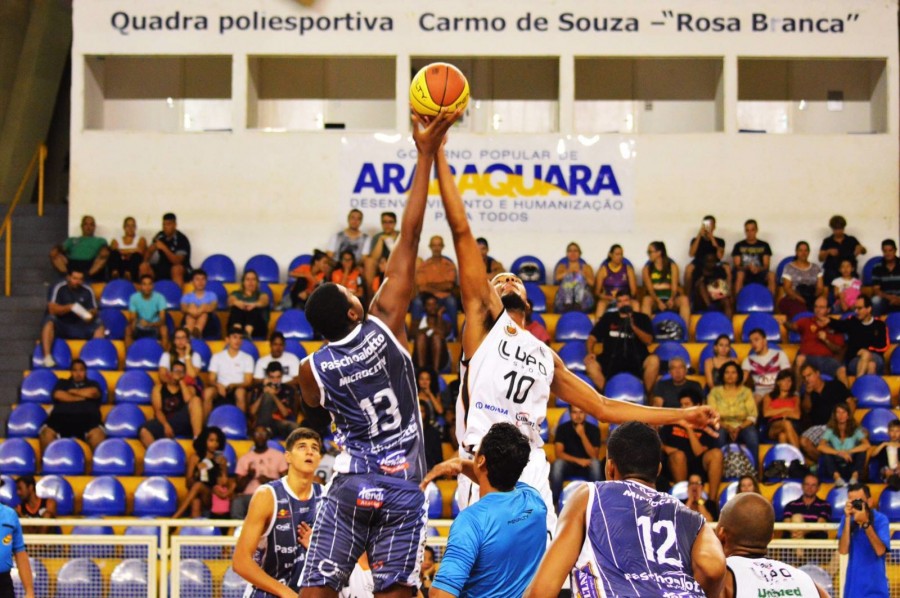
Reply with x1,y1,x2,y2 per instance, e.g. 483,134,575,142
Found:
411,108,462,158
419,457,466,489
682,405,720,431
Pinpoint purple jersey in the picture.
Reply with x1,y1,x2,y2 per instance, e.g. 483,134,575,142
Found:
310,316,426,482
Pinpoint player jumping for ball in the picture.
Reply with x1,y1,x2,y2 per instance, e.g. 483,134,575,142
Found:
296,109,459,598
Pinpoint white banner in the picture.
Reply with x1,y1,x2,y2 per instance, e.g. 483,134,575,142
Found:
341,134,635,232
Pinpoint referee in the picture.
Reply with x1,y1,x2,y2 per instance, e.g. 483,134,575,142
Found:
0,478,33,598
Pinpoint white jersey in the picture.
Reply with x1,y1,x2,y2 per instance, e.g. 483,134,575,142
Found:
727,556,820,598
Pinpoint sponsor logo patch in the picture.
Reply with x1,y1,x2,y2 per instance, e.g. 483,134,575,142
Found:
379,450,410,474
356,487,385,508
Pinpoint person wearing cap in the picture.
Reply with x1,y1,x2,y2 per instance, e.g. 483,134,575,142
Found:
0,479,34,598
818,214,866,289
204,324,254,417
141,212,191,287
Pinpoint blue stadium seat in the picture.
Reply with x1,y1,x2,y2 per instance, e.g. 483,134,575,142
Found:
511,255,547,284
723,442,757,470
223,442,237,475
31,338,72,370
886,313,900,343
104,403,146,438
851,375,892,408
451,492,461,518
717,481,739,511
244,254,280,283
203,280,230,310
736,283,775,314
775,256,794,283
125,337,164,370
42,438,86,475
114,370,154,404
81,476,126,516
19,369,58,403
266,440,286,453
861,408,896,443
79,338,119,369
190,339,212,370
70,525,116,558
100,279,136,309
7,404,47,438
124,521,162,559
287,254,312,283
698,342,737,376
825,486,847,522
741,312,782,342
201,254,237,282
651,311,688,342
878,488,900,522
772,481,803,521
208,405,248,439
604,373,644,404
56,558,103,598
797,565,834,597
424,482,443,519
110,558,149,598
0,439,36,475
275,309,315,340
540,419,549,443
36,474,74,515
695,312,734,342
144,438,187,476
13,556,48,598
558,342,587,372
133,476,178,517
524,282,547,313
202,310,223,340
555,312,593,342
0,475,18,508
154,279,183,310
787,311,814,343
180,524,223,559
654,341,691,368
100,307,128,340
559,481,586,512
240,339,261,362
284,339,308,361
92,438,136,475
762,444,806,482
179,559,213,598
222,566,249,598
862,256,882,286
531,312,546,328
891,349,900,376
86,369,109,403
670,481,707,502
555,411,599,429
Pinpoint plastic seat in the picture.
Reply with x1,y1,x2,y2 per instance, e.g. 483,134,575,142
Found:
92,438,136,475
208,405,248,439
19,369,58,403
651,311,688,342
524,282,547,313
125,337,165,370
154,280,183,310
42,438,86,475
144,438,187,476
825,486,847,522
223,442,237,475
878,489,900,522
775,256,794,283
201,254,237,282
284,339,308,361
287,254,312,283
124,521,162,559
424,482,443,519
740,312,782,342
87,369,109,403
511,255,547,284
70,525,116,557
81,476,126,516
736,283,775,313
558,342,587,372
275,309,315,340
104,403,146,438
13,557,48,598
788,311,814,343
670,481,708,502
190,339,212,370
861,408,896,443
694,312,734,342
7,403,47,438
762,444,806,481
36,474,74,515
890,348,900,376
100,279,136,309
222,566,249,598
0,475,18,508
100,307,128,340
772,481,803,521
114,369,154,404
540,419,549,443
886,313,900,343
555,410,599,429
244,254,280,283
798,565,834,596
554,312,593,342
56,558,103,598
79,338,120,369
0,438,36,475
110,558,149,598
862,256,882,286
559,481,586,512
31,338,72,370
451,492,461,518
653,341,691,368
180,524,223,559
239,339,261,362
717,481,739,511
204,279,230,310
722,442,757,470
133,476,178,517
698,342,737,376
604,373,644,404
179,559,213,598
851,375,892,408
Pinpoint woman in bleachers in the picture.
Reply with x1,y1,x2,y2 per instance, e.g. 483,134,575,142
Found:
763,369,801,448
778,241,824,319
108,216,147,281
707,361,759,465
331,249,365,300
817,402,869,487
227,269,270,339
286,250,331,310
593,244,638,317
737,474,760,494
704,334,734,389
641,241,691,324
159,326,202,387
553,242,595,313
416,368,443,420
172,426,228,518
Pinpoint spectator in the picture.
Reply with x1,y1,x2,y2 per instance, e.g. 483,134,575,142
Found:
331,249,365,300
732,219,775,296
661,392,723,504
742,328,790,404
818,402,869,487
49,214,109,281
703,334,734,389
108,216,146,281
651,357,703,409
14,475,57,534
737,475,760,494
420,546,437,594
125,274,169,349
869,418,900,484
838,483,889,598
762,369,801,448
367,254,388,299
819,214,866,288
524,299,551,345
210,469,235,521
549,405,603,510
287,249,331,310
641,241,691,324
778,241,824,320
253,331,301,385
584,291,660,393
829,295,889,376
412,235,458,327
708,361,759,466
159,327,202,389
553,241,595,313
593,244,638,317
441,407,459,451
799,362,853,462
832,258,862,314
871,239,900,316
413,293,451,373
692,253,733,317
363,211,398,291
684,214,727,290
229,425,288,519
40,268,105,368
204,324,254,416
249,362,299,438
682,473,718,522
39,358,106,451
327,208,369,265
783,474,831,540
417,369,443,420
227,269,270,340
173,426,228,518
139,360,203,448
141,212,191,287
477,237,505,279
180,269,217,339
420,400,444,472
787,296,848,387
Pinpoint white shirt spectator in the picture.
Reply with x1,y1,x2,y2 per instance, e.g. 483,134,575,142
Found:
254,353,302,383
159,352,203,371
209,350,254,387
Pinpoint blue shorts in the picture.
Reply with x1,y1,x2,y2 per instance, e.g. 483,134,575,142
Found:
45,314,100,339
299,473,427,593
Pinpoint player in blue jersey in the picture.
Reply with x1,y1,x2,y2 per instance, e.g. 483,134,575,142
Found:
525,422,726,598
233,428,324,598
297,109,459,598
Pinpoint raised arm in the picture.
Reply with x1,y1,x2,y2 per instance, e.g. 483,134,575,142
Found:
690,523,726,598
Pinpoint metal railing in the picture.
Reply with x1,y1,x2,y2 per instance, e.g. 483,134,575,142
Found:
1,143,47,296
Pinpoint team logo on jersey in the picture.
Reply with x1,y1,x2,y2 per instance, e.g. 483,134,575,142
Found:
379,451,410,474
2,534,10,545
505,323,518,336
277,508,290,519
572,563,601,598
356,487,385,508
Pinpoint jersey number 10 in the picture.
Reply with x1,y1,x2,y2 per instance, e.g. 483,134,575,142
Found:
502,371,535,404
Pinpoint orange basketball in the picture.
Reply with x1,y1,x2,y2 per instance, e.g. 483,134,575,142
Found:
409,62,470,117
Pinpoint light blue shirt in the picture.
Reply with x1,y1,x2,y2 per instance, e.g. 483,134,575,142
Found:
839,509,889,597
0,503,25,573
128,291,167,324
822,428,865,451
180,289,217,309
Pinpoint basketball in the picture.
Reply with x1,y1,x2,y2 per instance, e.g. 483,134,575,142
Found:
409,62,469,117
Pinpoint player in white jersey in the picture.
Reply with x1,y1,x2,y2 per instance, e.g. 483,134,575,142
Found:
716,493,828,598
422,141,719,537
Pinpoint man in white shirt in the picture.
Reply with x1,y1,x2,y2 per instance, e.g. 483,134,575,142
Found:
742,328,790,404
253,331,301,385
204,324,254,415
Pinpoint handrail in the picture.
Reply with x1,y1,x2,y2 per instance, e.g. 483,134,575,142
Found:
1,143,47,296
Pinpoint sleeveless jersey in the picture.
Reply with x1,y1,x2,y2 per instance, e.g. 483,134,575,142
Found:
649,261,673,301
245,478,323,598
457,311,553,450
727,556,820,598
570,480,706,598
602,263,629,295
160,384,186,414
310,316,425,482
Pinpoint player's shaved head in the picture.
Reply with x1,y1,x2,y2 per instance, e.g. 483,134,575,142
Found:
718,492,774,555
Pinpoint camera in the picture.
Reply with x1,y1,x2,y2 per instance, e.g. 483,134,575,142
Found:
619,305,633,315
851,498,866,511
702,218,712,231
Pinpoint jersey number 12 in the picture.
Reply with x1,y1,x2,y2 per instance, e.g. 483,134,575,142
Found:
636,516,683,568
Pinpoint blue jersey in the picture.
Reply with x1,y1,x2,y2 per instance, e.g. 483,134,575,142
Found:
310,316,425,482
0,504,25,574
431,482,547,598
571,480,706,598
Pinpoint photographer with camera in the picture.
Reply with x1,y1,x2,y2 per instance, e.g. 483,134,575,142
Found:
839,483,889,597
249,362,300,439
